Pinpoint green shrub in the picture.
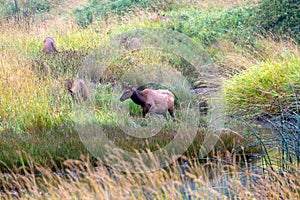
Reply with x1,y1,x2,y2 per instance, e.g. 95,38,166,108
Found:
165,6,256,45
255,0,300,43
74,5,93,29
0,0,60,29
0,0,57,19
74,0,175,28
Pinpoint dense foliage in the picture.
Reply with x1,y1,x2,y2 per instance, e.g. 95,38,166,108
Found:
255,0,300,43
74,0,175,28
166,6,255,45
0,0,60,29
0,0,59,18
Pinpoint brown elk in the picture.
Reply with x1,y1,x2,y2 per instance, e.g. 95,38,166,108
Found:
42,37,58,54
63,78,74,91
149,13,171,22
120,37,142,52
64,79,89,101
120,83,175,120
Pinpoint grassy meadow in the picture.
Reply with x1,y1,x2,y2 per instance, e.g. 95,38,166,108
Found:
0,0,299,198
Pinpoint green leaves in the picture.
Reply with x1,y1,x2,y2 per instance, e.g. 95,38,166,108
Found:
255,0,300,43
74,0,174,28
1,0,54,17
166,7,255,45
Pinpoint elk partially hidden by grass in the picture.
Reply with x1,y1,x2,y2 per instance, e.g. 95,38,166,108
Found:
64,79,88,101
120,37,142,52
42,37,58,54
120,83,175,120
149,13,171,22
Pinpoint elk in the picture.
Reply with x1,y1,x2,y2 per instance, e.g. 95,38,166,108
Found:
64,79,89,101
149,13,171,22
120,37,142,52
42,37,58,54
120,83,175,120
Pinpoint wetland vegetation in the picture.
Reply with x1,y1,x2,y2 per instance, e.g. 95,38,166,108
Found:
0,0,299,198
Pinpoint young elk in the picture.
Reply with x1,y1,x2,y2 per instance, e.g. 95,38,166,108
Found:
42,37,58,54
120,37,142,52
120,83,175,120
149,13,171,22
64,79,88,101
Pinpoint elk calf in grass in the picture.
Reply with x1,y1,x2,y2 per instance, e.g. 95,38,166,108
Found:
64,79,88,101
150,13,171,22
42,37,58,54
120,37,142,52
120,83,175,120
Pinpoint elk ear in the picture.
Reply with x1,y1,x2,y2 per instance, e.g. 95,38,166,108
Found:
127,82,132,88
123,82,129,89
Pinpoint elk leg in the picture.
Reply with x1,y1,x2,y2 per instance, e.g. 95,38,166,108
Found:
168,107,175,119
142,104,153,118
163,113,168,120
142,106,149,118
69,89,76,100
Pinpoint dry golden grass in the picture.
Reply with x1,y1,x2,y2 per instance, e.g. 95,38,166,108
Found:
0,153,299,199
212,39,257,77
0,51,71,133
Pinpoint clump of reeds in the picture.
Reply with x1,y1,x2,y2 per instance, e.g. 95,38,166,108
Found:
225,37,300,115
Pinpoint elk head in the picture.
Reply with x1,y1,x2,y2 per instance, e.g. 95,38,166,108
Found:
120,83,136,101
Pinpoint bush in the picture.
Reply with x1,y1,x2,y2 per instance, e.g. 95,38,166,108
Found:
74,5,93,29
74,0,175,28
1,0,54,17
0,0,59,29
165,6,256,45
255,0,300,43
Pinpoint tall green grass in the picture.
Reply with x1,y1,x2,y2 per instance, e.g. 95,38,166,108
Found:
225,43,300,115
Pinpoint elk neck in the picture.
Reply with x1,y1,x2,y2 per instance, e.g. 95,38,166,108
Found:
131,90,147,106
